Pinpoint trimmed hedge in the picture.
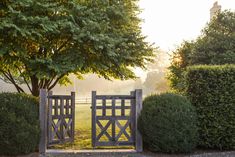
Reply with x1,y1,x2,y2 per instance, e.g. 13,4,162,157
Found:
138,93,198,153
186,65,235,149
0,93,40,155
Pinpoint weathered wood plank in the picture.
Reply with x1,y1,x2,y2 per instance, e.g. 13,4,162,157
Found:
91,91,97,148
115,120,131,141
48,91,53,144
96,116,130,120
102,98,106,116
71,92,75,142
55,98,58,116
60,98,64,141
96,106,131,110
48,95,72,99
52,114,72,119
65,99,69,115
130,91,135,143
135,89,143,152
121,99,125,116
39,89,48,155
96,120,112,141
96,141,134,146
112,98,116,142
96,95,135,100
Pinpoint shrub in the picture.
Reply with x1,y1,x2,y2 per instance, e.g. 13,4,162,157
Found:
138,93,198,153
186,65,235,149
0,93,40,155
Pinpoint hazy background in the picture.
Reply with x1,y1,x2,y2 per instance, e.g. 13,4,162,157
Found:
0,50,170,98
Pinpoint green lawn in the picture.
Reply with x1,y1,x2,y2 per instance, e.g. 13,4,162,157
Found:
50,104,132,150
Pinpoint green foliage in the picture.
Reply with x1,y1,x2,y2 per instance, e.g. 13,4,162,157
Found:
138,93,198,153
0,93,40,155
168,41,194,94
186,65,235,149
0,0,154,96
168,10,235,93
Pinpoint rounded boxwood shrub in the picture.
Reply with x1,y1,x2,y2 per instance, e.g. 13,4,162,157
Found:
0,93,40,155
138,93,198,153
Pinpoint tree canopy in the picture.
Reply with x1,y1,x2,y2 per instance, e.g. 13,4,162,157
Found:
168,10,235,93
0,0,154,96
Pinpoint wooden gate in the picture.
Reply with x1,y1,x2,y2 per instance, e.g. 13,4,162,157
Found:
39,89,75,155
91,89,143,152
47,91,75,145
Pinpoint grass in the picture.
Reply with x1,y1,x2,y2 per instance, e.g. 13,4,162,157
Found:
50,104,92,149
50,103,133,150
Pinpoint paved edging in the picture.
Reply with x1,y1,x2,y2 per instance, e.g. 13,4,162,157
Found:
44,149,235,157
189,151,235,157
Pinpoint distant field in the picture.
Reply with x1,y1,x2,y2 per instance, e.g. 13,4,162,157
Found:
51,103,132,150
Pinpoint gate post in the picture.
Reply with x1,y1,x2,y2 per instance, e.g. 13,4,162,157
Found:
135,89,143,152
39,89,48,156
91,91,97,148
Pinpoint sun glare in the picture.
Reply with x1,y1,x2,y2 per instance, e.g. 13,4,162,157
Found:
139,0,235,51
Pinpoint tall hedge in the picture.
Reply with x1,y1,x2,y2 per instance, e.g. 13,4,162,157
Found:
186,65,235,150
0,93,40,155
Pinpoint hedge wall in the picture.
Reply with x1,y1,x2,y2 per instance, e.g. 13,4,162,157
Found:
186,65,235,150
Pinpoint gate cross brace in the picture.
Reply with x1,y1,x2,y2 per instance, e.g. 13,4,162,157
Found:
96,120,112,141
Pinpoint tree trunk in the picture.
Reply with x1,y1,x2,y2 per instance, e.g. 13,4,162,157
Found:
31,75,39,97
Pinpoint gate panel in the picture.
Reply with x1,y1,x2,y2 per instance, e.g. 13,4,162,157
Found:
47,92,75,145
92,91,137,147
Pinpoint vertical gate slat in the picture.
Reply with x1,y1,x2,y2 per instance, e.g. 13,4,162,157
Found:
60,98,64,141
91,91,97,147
66,99,69,115
121,99,125,116
130,91,136,143
55,99,58,116
48,91,53,144
111,98,116,142
102,98,106,116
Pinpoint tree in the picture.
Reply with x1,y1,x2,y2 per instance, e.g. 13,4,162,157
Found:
168,10,235,93
143,50,170,95
168,41,194,93
0,0,154,96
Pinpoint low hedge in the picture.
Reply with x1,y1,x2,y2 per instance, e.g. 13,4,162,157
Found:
0,93,40,155
138,93,198,153
186,65,235,149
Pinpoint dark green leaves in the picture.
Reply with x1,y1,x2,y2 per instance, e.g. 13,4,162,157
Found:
0,0,154,96
186,65,235,149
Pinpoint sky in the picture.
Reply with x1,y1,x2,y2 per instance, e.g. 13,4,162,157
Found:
139,0,235,51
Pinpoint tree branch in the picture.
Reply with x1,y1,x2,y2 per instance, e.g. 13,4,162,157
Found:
1,70,25,93
17,67,32,93
55,38,71,53
48,74,64,90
